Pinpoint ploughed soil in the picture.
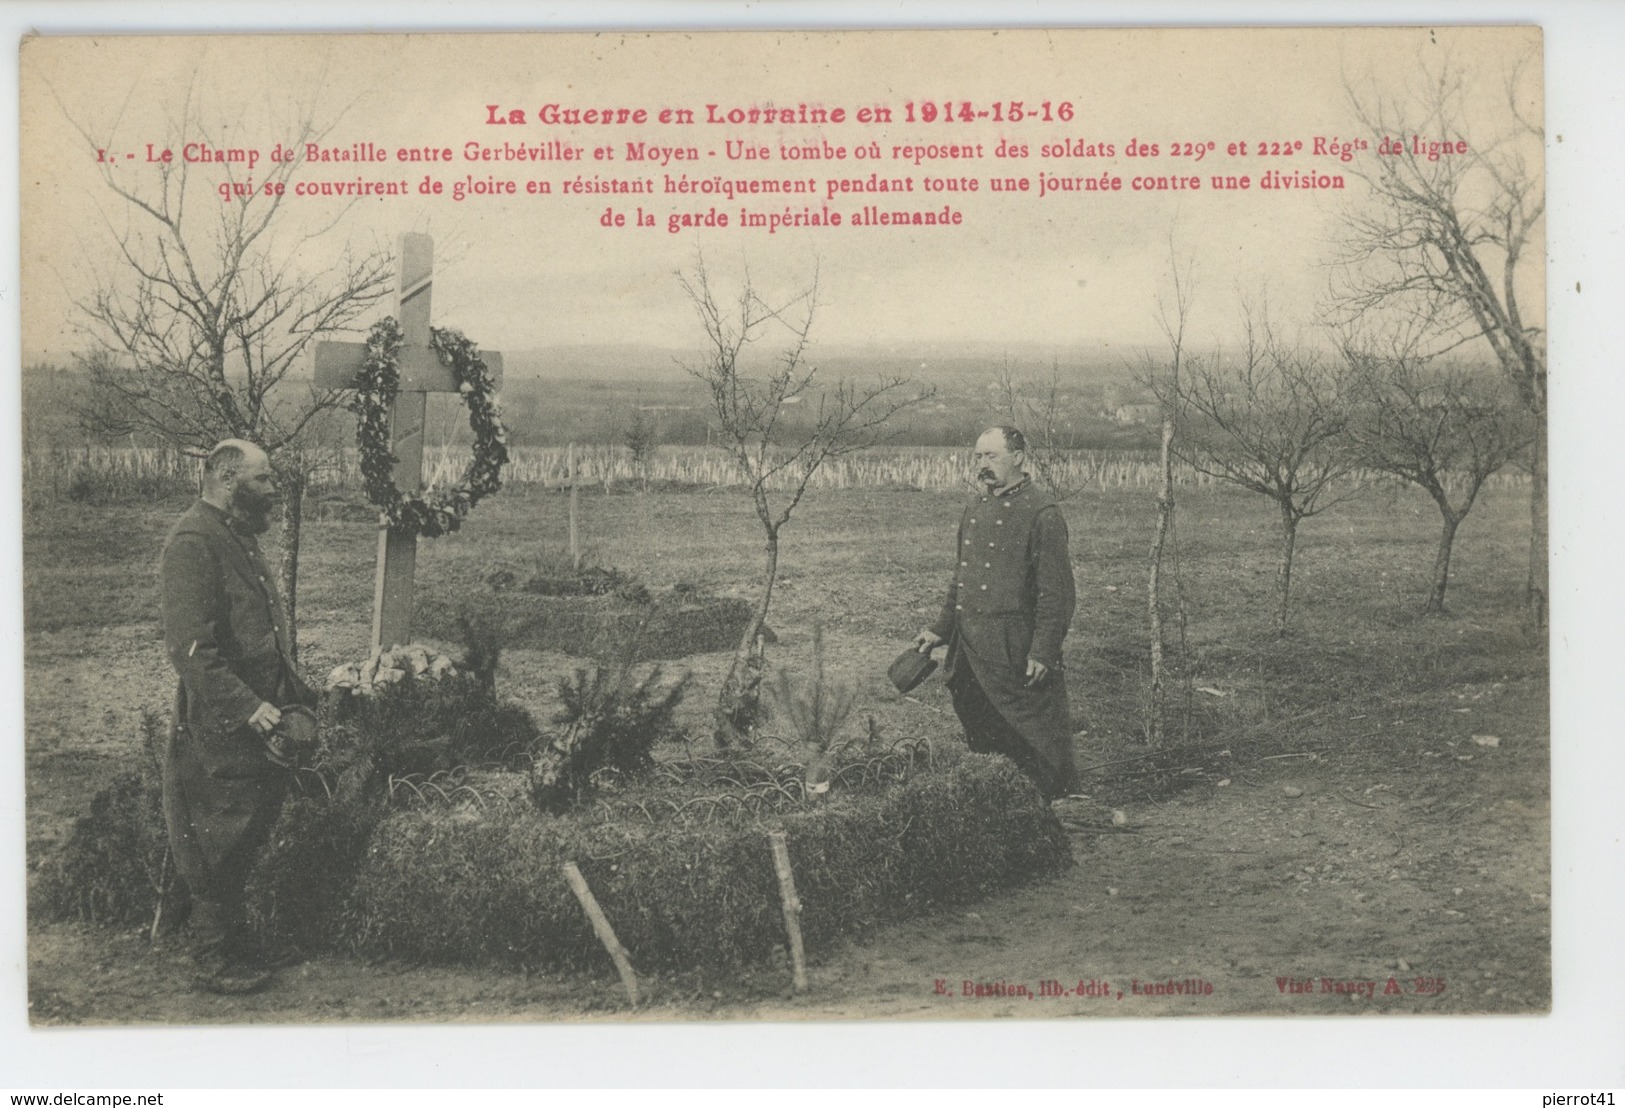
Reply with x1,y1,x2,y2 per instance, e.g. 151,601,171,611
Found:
23,485,1550,1024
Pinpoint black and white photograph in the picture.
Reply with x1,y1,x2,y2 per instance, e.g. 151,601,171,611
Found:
8,14,1613,1083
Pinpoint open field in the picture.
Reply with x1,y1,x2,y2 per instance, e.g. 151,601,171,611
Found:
22,472,1549,1022
22,361,1163,453
24,440,1531,513
24,441,1203,505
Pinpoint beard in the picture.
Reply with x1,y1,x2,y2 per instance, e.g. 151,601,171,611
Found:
230,485,276,535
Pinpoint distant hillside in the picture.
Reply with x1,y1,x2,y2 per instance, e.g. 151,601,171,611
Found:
501,341,1147,388
26,340,1147,385
22,361,89,445
21,345,1162,452
500,344,687,380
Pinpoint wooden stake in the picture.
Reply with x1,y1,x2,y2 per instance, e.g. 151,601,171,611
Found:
768,830,808,992
562,861,640,1007
149,846,172,944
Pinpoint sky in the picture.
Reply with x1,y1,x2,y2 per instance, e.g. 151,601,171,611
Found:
20,26,1543,366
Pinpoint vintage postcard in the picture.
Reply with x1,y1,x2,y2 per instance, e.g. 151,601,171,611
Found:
18,25,1554,1038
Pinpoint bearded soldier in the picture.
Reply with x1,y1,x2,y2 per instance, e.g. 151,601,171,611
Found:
160,439,316,993
914,426,1079,800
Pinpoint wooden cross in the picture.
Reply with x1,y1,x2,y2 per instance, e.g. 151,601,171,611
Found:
315,232,503,653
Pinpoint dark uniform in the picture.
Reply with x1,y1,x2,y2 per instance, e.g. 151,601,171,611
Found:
159,500,314,958
929,479,1079,799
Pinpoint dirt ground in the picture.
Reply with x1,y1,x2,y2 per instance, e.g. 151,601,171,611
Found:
22,484,1551,1025
25,666,1549,1025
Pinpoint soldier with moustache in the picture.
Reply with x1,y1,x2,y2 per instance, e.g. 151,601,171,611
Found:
914,427,1080,800
159,439,316,994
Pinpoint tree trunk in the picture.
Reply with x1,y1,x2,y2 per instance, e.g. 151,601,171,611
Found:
1426,510,1462,615
1275,502,1299,637
276,467,307,662
1527,405,1548,635
1147,412,1174,745
714,527,779,748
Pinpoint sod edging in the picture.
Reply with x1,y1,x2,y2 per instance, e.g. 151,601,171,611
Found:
342,754,1070,972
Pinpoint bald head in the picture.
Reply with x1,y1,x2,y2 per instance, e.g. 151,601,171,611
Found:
201,439,277,530
203,438,269,483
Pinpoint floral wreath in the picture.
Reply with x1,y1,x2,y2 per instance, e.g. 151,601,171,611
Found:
350,316,509,538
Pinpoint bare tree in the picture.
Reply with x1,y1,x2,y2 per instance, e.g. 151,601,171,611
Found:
679,256,931,749
994,358,1086,500
1143,249,1197,744
1335,55,1546,629
64,82,393,652
1154,308,1358,636
1344,345,1530,613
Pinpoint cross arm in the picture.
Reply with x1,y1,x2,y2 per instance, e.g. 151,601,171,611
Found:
314,341,504,393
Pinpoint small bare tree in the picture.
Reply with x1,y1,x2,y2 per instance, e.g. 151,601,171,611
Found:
679,256,931,748
1335,54,1546,629
1154,308,1358,636
1142,249,1197,744
994,358,1085,500
1344,344,1529,613
63,81,392,654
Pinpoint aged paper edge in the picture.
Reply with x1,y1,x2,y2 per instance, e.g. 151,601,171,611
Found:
1,0,1620,1090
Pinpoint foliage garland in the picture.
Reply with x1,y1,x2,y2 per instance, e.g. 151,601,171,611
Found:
350,316,509,537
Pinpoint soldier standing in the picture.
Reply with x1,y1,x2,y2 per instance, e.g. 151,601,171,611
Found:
915,426,1080,800
159,439,316,993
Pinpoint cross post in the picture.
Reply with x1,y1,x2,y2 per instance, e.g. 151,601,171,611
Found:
315,232,503,653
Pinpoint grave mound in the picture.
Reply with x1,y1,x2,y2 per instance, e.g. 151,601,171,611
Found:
33,659,1070,983
342,754,1070,973
417,576,762,660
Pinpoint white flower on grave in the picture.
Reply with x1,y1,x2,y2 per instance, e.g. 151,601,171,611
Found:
326,662,361,690
401,644,433,676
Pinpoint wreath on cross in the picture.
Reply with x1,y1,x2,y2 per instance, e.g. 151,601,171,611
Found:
350,316,510,538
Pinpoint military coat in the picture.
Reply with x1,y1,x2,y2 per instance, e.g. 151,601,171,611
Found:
159,500,312,871
929,479,1077,783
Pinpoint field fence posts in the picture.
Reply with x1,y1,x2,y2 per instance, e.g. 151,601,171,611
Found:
561,860,641,1007
768,830,809,992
